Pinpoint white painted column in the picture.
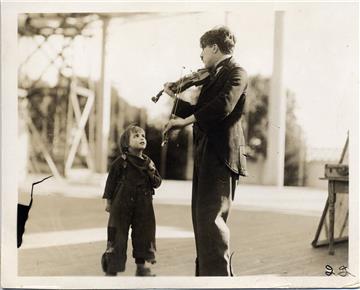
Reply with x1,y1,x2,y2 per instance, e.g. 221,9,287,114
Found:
95,17,111,173
263,11,286,186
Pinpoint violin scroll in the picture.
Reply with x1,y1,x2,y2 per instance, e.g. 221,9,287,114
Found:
150,68,211,103
151,90,163,103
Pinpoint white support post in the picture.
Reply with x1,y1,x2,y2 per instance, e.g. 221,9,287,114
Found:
95,17,111,173
263,11,286,186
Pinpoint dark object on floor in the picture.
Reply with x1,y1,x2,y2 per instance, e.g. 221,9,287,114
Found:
103,254,117,277
135,265,155,277
17,175,52,248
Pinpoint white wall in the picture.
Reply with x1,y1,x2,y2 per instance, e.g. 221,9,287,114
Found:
305,161,329,189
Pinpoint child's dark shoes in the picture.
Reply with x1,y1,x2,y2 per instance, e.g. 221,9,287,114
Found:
135,265,155,276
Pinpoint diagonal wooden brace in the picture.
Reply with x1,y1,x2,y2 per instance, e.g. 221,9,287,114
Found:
65,86,95,174
26,116,62,179
68,81,95,171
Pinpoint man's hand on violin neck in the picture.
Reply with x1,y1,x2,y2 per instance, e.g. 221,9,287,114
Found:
163,82,176,98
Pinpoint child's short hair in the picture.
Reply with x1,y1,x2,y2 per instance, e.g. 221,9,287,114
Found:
119,124,145,153
200,26,236,54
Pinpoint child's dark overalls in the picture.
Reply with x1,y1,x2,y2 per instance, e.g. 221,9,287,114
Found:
102,153,161,274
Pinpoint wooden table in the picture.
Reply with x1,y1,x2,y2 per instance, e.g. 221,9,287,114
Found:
312,176,349,255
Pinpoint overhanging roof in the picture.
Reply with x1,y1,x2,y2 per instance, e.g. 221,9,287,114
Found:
18,12,200,37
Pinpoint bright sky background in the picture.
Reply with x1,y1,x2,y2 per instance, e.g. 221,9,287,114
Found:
103,3,358,150
19,2,358,150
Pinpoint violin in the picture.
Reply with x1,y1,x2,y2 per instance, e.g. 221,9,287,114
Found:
151,68,211,103
153,68,211,147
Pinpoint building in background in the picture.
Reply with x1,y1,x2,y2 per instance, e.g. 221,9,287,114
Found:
305,147,345,189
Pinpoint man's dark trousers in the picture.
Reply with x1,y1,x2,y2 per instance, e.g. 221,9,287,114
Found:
192,127,237,276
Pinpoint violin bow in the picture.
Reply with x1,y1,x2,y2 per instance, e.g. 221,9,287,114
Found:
161,67,186,147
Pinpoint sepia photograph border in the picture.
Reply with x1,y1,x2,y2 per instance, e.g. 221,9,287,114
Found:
1,1,359,288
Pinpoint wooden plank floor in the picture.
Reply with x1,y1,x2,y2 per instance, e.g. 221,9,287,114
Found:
18,195,348,277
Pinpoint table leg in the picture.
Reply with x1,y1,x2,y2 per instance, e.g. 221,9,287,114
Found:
328,180,335,255
311,198,329,247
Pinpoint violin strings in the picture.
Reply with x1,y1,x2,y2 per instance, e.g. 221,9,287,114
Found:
171,67,186,117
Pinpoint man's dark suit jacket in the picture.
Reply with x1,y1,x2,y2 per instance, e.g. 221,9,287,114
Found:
174,56,248,177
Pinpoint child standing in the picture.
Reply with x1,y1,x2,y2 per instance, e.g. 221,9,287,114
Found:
102,125,161,276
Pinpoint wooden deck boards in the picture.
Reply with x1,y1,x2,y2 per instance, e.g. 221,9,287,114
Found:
18,197,348,277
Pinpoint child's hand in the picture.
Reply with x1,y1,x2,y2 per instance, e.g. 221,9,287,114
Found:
105,200,111,212
148,160,156,172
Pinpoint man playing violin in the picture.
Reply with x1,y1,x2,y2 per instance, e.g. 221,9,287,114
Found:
163,26,248,276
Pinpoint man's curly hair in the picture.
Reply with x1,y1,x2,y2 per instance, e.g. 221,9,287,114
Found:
200,26,236,54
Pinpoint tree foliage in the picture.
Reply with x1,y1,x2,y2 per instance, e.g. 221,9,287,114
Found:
244,75,305,186
244,75,270,159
